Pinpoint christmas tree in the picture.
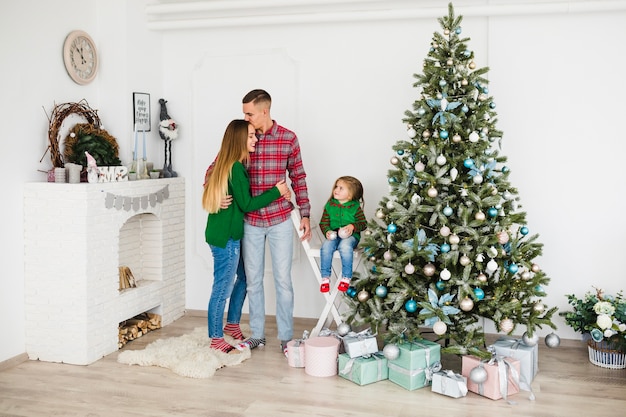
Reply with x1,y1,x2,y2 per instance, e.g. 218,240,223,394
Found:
345,3,557,357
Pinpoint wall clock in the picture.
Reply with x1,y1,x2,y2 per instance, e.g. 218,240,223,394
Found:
63,30,98,85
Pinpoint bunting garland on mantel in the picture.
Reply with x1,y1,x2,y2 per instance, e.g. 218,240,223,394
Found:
104,185,170,211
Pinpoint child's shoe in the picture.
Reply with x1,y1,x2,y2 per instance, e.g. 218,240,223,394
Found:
320,278,330,293
338,277,351,292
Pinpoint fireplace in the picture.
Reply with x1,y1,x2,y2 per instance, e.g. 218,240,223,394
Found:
23,178,186,365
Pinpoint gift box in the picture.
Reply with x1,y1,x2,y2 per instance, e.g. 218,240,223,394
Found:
287,339,306,368
431,370,468,398
461,355,520,400
388,340,442,391
342,329,379,358
338,353,388,386
304,336,340,377
490,337,537,388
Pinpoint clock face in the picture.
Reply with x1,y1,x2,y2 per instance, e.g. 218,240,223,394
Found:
63,30,98,85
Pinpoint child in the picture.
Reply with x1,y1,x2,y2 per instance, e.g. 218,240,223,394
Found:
203,119,290,353
319,176,367,293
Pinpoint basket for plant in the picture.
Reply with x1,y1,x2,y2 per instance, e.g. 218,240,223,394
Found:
587,340,626,369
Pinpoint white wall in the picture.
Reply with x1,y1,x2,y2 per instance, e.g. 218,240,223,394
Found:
2,0,625,363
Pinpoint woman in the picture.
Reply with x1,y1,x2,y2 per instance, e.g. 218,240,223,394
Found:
203,119,290,353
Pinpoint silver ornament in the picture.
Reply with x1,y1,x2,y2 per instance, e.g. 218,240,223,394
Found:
460,297,474,312
376,210,385,219
469,366,488,384
327,231,337,240
533,302,545,313
337,322,351,336
545,333,560,348
383,343,400,361
522,331,539,347
357,290,370,302
423,263,436,277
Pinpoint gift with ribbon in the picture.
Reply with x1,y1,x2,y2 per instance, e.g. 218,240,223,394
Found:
431,370,468,398
342,328,379,359
287,330,309,368
489,336,538,387
388,340,442,390
338,352,389,385
461,355,521,400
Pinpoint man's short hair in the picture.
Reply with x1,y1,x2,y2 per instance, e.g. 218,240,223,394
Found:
243,89,272,107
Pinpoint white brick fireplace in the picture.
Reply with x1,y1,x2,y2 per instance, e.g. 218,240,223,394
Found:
23,178,186,365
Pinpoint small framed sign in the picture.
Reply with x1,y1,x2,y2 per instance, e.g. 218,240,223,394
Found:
133,92,151,131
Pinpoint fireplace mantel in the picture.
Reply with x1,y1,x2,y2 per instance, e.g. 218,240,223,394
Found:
23,178,186,365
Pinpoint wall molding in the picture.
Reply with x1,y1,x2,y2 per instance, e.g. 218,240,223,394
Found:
145,0,626,30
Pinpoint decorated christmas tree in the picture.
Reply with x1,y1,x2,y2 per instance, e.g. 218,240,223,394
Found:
345,3,557,358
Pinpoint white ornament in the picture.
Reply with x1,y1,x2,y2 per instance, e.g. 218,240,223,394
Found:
474,211,485,221
473,174,483,184
390,156,399,165
436,154,447,166
427,187,438,198
503,190,513,200
338,228,351,239
407,127,417,138
433,321,448,335
460,297,474,312
487,247,498,258
383,250,393,261
440,268,451,281
404,263,416,274
411,193,421,205
376,210,385,219
459,255,470,266
440,98,448,111
337,322,351,336
449,234,460,245
500,318,514,333
452,133,462,143
415,162,425,172
327,231,337,240
485,259,498,274
383,343,400,361
477,273,487,283
475,253,484,262
440,226,451,237
449,167,458,180
386,200,395,209
469,131,480,142
533,303,545,313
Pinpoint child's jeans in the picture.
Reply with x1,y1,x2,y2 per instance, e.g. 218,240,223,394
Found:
320,235,357,278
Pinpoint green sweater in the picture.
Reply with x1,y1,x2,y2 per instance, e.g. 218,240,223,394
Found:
205,161,280,248
319,199,367,242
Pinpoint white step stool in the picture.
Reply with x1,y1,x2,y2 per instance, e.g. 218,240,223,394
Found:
291,210,362,337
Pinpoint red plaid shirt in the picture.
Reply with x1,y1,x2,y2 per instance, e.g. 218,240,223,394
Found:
245,121,310,227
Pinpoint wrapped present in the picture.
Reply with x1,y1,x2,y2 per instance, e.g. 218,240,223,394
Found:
338,353,388,386
287,339,306,368
342,329,379,358
490,336,537,388
461,355,521,400
431,370,468,398
304,336,340,377
388,340,442,391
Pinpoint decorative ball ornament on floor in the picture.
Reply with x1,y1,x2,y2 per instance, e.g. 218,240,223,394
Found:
63,30,98,85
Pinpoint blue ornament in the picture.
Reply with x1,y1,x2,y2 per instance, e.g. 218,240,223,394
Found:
443,206,453,216
440,130,449,139
501,166,509,173
535,285,544,294
489,102,496,109
483,87,489,94
463,158,474,168
405,299,418,313
455,27,462,34
375,285,388,298
463,50,471,57
417,107,426,116
435,280,445,290
473,288,485,300
387,224,397,233
508,263,519,274
461,105,469,113
388,177,397,184
520,226,529,235
440,243,451,253
487,207,498,218
396,149,405,156
347,287,357,298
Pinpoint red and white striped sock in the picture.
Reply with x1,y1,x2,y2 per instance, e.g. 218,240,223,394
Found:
223,323,244,340
210,337,234,353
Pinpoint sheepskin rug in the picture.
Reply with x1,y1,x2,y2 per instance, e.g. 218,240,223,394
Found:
117,326,251,378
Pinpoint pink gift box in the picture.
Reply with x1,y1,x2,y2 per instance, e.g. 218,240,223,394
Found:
461,355,520,400
305,336,340,377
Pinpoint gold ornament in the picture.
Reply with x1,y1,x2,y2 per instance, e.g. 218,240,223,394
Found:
357,290,370,302
423,263,436,277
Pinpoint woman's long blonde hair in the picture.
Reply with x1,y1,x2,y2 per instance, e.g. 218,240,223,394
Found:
202,119,251,213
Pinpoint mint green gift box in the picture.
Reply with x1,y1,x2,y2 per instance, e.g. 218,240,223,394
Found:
338,353,388,386
388,340,442,391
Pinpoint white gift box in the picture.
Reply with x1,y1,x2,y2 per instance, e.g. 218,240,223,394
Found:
342,329,379,358
431,370,468,398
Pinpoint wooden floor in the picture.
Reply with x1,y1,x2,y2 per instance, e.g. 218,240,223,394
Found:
1,313,625,417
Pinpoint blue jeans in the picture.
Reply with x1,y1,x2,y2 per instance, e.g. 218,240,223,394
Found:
242,219,294,341
320,236,357,278
226,254,247,324
208,238,240,338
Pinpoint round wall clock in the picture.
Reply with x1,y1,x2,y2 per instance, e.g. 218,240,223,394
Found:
63,30,98,85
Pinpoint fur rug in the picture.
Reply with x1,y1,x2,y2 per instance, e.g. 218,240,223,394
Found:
117,326,251,378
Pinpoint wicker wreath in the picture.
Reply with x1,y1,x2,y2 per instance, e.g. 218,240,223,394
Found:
63,123,121,168
45,100,102,168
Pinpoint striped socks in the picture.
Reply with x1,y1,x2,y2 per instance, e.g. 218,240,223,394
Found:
236,337,266,351
210,337,236,353
223,323,244,341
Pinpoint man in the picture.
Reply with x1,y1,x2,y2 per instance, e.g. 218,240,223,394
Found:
239,89,311,355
